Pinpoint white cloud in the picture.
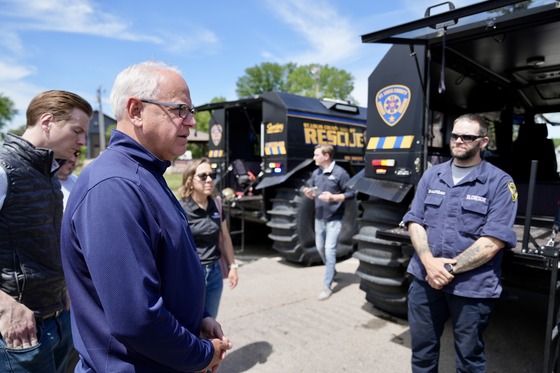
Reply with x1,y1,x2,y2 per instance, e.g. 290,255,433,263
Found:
0,0,221,131
263,0,361,65
0,29,24,56
0,79,43,130
161,29,220,55
0,0,162,43
0,59,38,129
0,0,219,52
0,60,35,81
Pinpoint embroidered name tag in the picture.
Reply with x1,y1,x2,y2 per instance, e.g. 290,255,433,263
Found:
428,189,445,195
465,194,487,203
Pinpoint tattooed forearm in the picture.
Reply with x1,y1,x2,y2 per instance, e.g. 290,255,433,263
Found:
454,239,501,274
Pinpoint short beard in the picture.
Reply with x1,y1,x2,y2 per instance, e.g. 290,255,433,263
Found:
451,144,481,162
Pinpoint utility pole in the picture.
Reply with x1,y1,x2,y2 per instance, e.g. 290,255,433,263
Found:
97,86,106,153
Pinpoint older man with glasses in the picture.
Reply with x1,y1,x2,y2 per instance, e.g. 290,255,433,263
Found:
403,113,518,373
61,61,232,373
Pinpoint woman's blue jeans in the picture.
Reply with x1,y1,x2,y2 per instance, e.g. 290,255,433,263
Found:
0,310,73,373
202,260,224,319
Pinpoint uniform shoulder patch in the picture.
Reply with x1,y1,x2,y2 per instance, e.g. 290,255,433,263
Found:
508,182,518,202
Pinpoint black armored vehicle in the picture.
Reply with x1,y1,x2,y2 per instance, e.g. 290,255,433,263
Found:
350,1,560,370
196,92,366,264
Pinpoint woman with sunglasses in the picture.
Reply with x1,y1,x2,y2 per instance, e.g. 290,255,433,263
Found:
178,159,238,319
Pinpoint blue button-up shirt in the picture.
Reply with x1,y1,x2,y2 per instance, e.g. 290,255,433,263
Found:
403,160,518,298
310,161,355,221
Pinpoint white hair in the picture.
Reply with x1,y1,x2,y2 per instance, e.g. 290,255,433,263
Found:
109,60,182,121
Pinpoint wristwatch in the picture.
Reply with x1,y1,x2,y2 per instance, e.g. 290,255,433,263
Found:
229,263,239,269
444,263,454,274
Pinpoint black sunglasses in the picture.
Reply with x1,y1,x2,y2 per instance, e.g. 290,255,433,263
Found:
196,172,217,181
450,133,485,143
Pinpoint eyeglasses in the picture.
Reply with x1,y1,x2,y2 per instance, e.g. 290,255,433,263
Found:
140,99,196,119
450,133,485,143
196,172,216,181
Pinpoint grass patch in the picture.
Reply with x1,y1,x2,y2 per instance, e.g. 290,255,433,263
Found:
164,173,183,197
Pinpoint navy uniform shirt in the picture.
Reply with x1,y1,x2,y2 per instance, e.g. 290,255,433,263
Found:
403,159,518,299
181,196,222,265
310,161,355,221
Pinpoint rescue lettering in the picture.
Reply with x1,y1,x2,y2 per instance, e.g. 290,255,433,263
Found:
303,128,363,148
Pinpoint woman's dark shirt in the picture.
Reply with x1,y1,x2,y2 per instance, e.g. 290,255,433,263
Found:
181,196,222,265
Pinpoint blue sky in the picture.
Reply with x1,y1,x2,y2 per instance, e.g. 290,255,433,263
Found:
4,0,554,137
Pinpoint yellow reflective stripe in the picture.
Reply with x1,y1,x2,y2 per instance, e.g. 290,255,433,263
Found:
366,135,414,150
208,150,224,158
401,135,414,148
367,137,380,149
265,146,287,155
383,136,397,149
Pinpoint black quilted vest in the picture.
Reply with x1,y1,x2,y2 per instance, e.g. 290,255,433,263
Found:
0,134,67,315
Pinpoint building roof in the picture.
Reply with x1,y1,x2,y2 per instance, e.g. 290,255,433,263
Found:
187,130,208,143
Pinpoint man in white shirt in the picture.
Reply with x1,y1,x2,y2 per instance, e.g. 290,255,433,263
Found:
56,152,79,210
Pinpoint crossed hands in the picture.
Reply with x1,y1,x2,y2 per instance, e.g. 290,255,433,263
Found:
424,257,457,290
199,317,233,373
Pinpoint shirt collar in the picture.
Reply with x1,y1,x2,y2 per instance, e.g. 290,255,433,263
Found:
439,159,488,185
107,130,171,176
51,159,61,173
322,161,336,174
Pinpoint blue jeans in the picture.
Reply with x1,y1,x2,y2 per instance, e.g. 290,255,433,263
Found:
314,219,342,289
202,260,224,319
408,279,495,373
0,310,73,373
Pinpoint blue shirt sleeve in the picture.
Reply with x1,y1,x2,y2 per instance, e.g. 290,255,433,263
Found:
402,168,431,227
480,174,518,248
339,169,356,200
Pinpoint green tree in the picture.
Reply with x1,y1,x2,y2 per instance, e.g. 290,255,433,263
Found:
286,64,354,102
0,94,18,131
235,62,354,102
236,63,296,98
10,124,26,136
194,96,225,134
